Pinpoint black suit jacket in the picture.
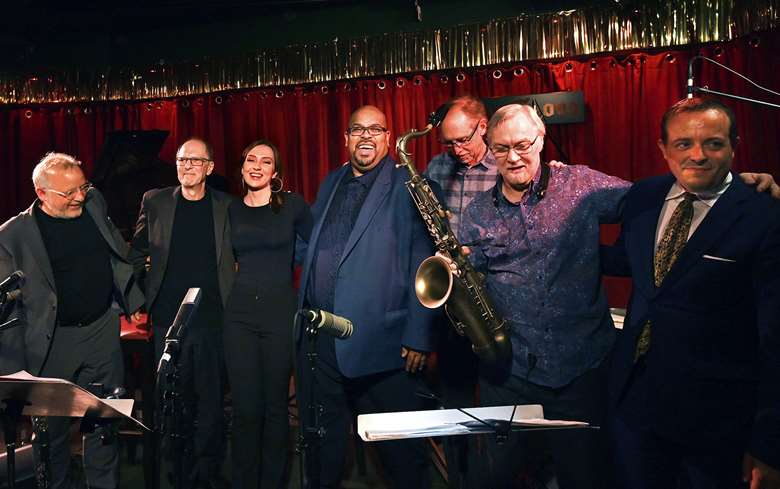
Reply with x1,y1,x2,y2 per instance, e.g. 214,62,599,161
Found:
0,190,144,375
603,173,780,468
129,186,235,315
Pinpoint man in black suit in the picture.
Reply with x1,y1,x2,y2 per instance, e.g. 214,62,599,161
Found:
129,138,235,489
603,98,780,489
0,152,144,489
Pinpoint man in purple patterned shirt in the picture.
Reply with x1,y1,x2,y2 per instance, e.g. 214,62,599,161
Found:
459,103,630,489
458,103,779,489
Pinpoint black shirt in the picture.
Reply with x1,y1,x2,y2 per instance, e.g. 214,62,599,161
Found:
305,158,384,311
153,191,223,330
225,192,312,329
34,205,113,325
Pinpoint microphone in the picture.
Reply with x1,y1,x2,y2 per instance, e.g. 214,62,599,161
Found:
157,288,202,374
0,271,24,298
300,309,353,338
687,56,697,99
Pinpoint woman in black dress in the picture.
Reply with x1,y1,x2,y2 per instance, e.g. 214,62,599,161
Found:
224,139,313,489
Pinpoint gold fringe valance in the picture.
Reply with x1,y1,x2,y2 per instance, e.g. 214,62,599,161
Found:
1,0,778,105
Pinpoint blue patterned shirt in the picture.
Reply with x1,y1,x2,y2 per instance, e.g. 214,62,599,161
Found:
459,165,631,388
424,150,499,236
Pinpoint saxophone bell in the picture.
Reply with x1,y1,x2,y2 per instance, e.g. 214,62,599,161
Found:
415,255,512,366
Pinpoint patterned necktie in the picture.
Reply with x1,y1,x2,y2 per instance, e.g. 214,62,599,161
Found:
635,192,696,362
654,192,696,287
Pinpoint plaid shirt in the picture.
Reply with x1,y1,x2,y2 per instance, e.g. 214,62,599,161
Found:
423,150,499,236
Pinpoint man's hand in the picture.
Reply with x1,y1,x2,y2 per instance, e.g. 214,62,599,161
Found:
743,453,780,489
548,160,567,169
401,346,427,372
740,172,780,199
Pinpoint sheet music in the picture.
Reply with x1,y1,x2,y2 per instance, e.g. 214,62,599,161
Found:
358,405,589,441
1,370,71,383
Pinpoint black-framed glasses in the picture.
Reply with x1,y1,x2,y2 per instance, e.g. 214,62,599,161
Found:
441,122,480,148
44,182,93,201
490,135,540,159
346,125,387,137
175,156,212,167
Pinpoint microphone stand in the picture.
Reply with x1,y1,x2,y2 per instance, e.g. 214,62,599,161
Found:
692,87,780,109
688,55,780,109
295,311,324,489
0,399,26,489
157,339,187,489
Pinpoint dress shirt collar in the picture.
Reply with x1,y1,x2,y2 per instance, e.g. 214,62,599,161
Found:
493,160,544,207
665,172,733,208
341,155,387,189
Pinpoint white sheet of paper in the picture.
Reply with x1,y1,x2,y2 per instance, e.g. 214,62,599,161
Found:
358,404,589,441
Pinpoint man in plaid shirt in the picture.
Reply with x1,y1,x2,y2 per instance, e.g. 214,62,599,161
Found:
423,95,496,489
424,95,498,237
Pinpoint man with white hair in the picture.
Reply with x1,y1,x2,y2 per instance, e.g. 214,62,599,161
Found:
459,104,779,488
459,104,628,488
0,152,143,489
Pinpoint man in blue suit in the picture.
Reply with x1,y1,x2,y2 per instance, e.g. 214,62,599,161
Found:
604,97,780,489
296,105,437,488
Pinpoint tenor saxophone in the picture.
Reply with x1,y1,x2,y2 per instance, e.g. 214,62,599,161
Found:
396,109,511,366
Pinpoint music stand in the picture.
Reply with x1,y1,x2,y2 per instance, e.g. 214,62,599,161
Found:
357,404,591,442
0,371,148,489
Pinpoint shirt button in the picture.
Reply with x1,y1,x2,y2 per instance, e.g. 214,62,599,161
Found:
46,333,52,340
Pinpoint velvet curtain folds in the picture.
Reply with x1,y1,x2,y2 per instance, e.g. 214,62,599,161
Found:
2,31,779,305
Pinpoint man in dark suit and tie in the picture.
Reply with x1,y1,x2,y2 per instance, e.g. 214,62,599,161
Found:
0,152,144,489
296,105,438,488
129,138,234,489
603,97,780,489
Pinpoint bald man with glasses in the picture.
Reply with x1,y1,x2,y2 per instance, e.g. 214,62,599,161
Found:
0,151,143,489
129,137,235,489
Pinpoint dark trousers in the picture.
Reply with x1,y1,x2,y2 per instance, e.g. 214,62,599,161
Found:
224,323,292,489
154,325,225,485
610,413,745,489
297,333,430,489
35,308,123,489
611,361,746,489
476,358,610,489
437,330,478,489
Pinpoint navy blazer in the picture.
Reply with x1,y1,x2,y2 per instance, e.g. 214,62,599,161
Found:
604,173,780,468
297,157,438,378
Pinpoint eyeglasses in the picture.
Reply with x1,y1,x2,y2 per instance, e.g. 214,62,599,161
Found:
441,122,480,148
346,125,387,137
175,157,212,167
44,182,93,201
490,135,540,159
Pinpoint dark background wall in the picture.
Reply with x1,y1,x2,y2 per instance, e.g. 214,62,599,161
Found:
1,0,609,73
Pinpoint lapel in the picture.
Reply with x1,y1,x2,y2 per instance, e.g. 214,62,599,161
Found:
159,187,180,259
658,172,748,290
24,202,56,290
337,159,393,269
300,165,350,298
85,197,122,258
210,187,227,262
630,176,673,298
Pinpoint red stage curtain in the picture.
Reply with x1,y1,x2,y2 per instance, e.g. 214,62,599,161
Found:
2,31,779,306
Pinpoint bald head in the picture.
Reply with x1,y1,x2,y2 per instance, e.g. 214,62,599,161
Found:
349,105,387,128
345,105,391,176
